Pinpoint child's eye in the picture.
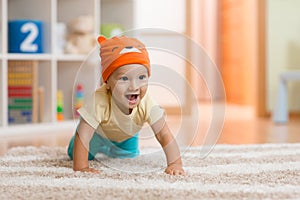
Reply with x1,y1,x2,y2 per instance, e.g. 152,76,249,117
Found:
139,75,147,80
120,76,128,81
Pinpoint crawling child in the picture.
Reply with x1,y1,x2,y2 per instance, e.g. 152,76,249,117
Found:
67,35,185,175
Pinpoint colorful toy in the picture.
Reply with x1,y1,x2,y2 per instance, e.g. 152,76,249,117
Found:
74,83,84,118
56,90,64,121
8,60,38,124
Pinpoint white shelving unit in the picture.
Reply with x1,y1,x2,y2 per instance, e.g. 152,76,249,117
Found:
0,0,102,136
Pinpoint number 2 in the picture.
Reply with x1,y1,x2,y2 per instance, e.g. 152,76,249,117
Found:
20,22,39,52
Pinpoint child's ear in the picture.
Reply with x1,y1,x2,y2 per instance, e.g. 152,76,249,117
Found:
97,36,106,45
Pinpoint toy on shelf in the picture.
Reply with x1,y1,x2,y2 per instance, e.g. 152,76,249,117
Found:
74,83,84,118
101,23,125,38
56,22,67,54
56,90,64,121
38,87,45,123
7,60,38,124
64,15,96,54
8,20,43,53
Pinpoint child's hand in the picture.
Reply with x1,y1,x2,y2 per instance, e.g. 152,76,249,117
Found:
75,167,100,174
165,163,185,176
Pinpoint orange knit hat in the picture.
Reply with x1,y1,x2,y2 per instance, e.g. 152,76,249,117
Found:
98,35,151,82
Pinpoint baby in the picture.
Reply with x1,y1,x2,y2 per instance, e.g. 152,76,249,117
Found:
67,35,185,175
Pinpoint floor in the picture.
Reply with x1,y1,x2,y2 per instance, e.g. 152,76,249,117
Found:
139,104,300,147
218,116,300,144
1,104,300,155
213,104,300,145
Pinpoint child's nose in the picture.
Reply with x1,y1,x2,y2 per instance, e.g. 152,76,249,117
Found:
128,80,138,91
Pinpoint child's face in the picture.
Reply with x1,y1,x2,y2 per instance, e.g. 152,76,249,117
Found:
106,64,149,114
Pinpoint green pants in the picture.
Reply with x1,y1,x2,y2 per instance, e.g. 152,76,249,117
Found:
67,132,140,160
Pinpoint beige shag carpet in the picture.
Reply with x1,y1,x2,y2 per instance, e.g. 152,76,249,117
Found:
0,143,300,200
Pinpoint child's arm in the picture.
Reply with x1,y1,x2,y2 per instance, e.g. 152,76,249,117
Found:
152,117,185,176
73,119,100,174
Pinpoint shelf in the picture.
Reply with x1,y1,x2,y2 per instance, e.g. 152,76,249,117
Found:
56,54,88,62
6,53,52,60
5,53,91,62
0,120,77,136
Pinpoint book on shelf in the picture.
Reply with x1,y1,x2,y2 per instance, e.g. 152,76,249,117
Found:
7,60,39,124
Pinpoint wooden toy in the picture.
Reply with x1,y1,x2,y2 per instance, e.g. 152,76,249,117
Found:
7,60,38,124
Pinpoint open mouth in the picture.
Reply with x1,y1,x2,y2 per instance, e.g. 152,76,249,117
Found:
125,94,139,104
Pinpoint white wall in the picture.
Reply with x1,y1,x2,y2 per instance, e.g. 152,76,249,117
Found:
267,0,300,111
134,0,186,33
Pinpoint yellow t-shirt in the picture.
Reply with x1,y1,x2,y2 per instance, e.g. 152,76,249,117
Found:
77,85,164,142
